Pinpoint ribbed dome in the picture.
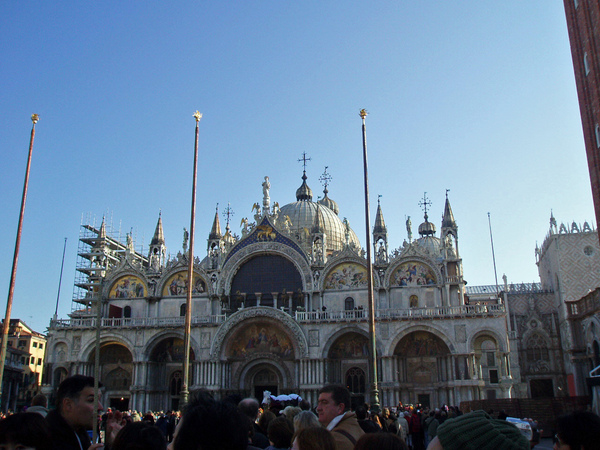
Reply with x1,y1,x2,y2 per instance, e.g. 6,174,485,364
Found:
414,235,442,256
317,188,339,215
279,201,361,251
296,173,313,201
418,213,436,237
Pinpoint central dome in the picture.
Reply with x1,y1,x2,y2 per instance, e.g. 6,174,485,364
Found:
279,201,361,252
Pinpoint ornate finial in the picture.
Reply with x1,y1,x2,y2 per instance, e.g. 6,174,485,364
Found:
31,114,39,124
319,166,332,191
298,152,312,173
359,109,368,119
378,194,382,205
445,189,450,199
418,192,432,220
193,111,202,122
223,202,234,231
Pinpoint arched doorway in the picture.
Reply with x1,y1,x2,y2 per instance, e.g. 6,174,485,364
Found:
394,331,451,407
250,366,280,401
88,343,133,411
148,337,195,411
327,332,369,406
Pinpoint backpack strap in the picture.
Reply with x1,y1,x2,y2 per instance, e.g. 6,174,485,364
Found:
334,429,358,446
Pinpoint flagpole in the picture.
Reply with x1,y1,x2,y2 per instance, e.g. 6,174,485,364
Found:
360,109,380,412
181,111,202,407
0,114,39,412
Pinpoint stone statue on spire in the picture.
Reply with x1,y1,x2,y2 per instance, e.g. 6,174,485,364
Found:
262,176,271,212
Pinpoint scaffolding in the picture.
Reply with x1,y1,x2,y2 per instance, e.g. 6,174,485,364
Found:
70,213,148,317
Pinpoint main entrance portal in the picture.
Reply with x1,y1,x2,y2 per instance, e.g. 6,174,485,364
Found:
251,367,279,401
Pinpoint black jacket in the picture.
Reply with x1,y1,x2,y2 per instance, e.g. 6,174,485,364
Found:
46,409,93,450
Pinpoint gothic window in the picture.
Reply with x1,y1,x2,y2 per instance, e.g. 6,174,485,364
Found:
346,367,366,394
180,304,186,317
123,306,131,318
410,295,418,308
526,333,550,362
345,297,355,311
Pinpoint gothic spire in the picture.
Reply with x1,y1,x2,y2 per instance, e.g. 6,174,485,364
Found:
150,211,165,246
373,196,387,235
441,190,457,229
209,204,222,240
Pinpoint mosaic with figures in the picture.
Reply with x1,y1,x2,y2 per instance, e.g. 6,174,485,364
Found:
228,323,294,359
162,272,206,296
109,276,146,298
324,263,368,290
395,331,449,357
329,333,369,358
390,262,436,287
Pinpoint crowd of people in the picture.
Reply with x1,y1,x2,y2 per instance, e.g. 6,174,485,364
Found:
0,375,599,450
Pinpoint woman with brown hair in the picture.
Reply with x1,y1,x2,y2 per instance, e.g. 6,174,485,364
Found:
291,427,336,450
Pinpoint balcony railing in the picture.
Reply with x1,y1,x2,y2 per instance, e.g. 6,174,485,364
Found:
567,289,600,318
50,315,227,329
295,304,505,322
50,304,505,329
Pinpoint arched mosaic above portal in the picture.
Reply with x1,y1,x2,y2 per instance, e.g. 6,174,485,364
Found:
394,331,450,357
390,261,437,287
324,263,368,290
109,276,146,298
162,271,206,296
329,332,370,358
227,322,294,360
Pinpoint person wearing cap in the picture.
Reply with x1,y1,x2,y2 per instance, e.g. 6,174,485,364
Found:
425,410,529,450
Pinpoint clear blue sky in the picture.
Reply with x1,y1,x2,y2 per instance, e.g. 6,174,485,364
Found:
1,2,594,334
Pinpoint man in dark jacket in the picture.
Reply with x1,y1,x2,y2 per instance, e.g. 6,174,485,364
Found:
46,375,103,450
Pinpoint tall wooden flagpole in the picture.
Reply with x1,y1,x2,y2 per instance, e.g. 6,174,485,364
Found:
181,111,202,407
0,114,39,411
360,109,380,412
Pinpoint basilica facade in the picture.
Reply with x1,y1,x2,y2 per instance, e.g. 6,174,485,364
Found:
45,172,520,412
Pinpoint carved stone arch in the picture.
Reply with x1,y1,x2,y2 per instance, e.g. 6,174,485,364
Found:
234,355,293,391
521,324,552,346
143,331,200,362
80,335,135,363
158,267,210,298
210,307,308,360
385,256,442,288
221,242,313,293
321,325,382,359
387,324,456,355
320,257,380,291
585,317,600,342
469,329,506,353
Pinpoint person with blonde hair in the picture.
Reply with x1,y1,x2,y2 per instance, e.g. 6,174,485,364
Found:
292,410,320,442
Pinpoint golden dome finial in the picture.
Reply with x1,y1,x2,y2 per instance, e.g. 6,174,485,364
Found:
31,114,39,124
359,109,368,119
193,111,202,122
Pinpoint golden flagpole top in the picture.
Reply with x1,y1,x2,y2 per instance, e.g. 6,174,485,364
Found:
359,109,368,119
193,111,202,122
31,114,39,124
